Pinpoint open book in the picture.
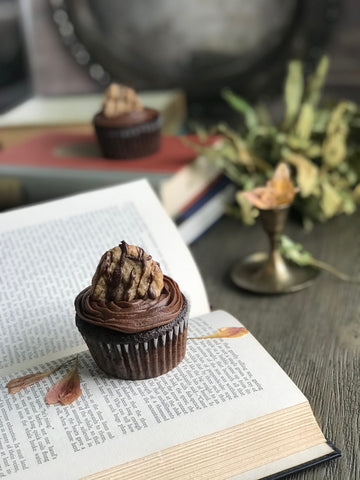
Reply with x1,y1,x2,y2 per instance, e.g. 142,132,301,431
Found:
0,180,339,480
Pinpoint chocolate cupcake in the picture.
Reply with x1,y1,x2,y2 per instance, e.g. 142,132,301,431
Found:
93,83,161,159
75,241,188,380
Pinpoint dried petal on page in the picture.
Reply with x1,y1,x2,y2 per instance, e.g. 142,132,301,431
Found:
189,327,249,340
241,162,297,209
45,365,82,405
6,370,54,394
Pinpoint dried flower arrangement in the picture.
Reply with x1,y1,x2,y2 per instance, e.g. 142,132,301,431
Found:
189,56,360,230
237,162,360,284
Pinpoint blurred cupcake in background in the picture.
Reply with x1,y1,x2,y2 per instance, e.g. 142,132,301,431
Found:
93,83,162,159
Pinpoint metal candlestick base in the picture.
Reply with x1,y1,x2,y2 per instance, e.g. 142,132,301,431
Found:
231,251,318,294
231,205,319,294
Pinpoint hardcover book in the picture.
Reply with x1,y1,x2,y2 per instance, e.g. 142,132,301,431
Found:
0,133,197,203
0,180,340,479
0,90,186,148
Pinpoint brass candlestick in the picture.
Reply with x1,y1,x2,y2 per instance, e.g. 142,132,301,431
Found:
231,205,318,294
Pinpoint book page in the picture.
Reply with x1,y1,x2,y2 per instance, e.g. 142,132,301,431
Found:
0,180,209,371
231,443,335,480
0,311,308,480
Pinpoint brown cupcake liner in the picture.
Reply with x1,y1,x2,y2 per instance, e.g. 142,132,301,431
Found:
94,116,162,159
76,298,189,380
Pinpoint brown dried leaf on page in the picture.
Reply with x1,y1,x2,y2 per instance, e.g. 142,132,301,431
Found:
189,326,249,340
241,162,297,209
45,364,82,406
6,369,54,394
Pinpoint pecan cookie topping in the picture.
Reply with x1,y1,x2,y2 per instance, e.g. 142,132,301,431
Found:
76,241,183,333
102,83,143,118
90,241,164,303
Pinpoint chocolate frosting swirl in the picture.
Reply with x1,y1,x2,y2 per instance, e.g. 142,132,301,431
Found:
93,108,158,128
75,275,183,334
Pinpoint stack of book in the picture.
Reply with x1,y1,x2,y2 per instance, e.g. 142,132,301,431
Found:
0,132,235,243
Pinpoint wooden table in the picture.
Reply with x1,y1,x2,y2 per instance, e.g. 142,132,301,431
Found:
191,210,360,479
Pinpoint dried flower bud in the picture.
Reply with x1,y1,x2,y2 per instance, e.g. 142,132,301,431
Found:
241,162,297,209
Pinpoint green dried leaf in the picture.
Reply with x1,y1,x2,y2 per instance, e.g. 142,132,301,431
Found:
322,102,356,167
338,191,356,215
353,184,360,203
326,101,356,137
221,88,258,130
295,102,314,140
305,143,322,158
322,132,347,168
304,55,329,108
280,235,360,282
303,217,314,231
216,125,255,169
188,121,209,141
312,108,331,133
286,135,310,151
283,60,304,130
235,192,259,225
279,235,313,266
255,103,273,126
283,151,319,197
320,179,343,217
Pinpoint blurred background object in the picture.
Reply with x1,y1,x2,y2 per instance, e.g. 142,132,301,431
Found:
1,0,359,120
0,0,30,111
0,0,358,211
0,0,359,119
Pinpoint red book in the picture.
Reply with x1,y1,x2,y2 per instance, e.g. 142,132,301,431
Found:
0,132,199,172
0,133,198,204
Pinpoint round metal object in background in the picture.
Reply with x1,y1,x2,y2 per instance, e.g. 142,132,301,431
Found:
49,0,340,102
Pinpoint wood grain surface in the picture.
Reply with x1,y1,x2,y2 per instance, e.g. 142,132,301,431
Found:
191,209,360,480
